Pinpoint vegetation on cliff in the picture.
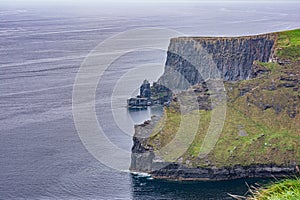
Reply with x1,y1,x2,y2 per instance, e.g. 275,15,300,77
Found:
247,178,300,200
143,29,300,169
276,29,300,62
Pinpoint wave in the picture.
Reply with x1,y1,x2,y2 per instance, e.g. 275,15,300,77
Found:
0,50,125,69
0,55,85,69
131,171,152,177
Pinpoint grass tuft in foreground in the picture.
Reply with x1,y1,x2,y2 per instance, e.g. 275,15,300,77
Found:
229,178,300,200
249,178,300,200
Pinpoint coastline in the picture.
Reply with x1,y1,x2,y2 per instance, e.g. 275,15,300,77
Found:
131,118,298,181
130,29,300,181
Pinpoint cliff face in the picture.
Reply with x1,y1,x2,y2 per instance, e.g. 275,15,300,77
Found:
131,116,159,173
130,30,300,181
158,34,275,90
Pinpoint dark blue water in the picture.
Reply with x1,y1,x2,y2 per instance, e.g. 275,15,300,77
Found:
0,1,299,199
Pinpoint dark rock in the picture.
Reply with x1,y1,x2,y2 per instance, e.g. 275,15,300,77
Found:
280,83,296,88
277,58,292,65
274,104,282,114
251,62,270,78
140,80,151,98
239,87,251,96
130,116,161,172
150,163,297,181
264,84,277,91
157,34,275,91
287,108,297,118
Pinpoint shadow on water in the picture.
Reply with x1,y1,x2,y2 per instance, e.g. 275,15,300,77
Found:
130,173,272,200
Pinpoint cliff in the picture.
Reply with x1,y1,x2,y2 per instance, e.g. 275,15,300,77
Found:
130,29,300,181
156,34,276,94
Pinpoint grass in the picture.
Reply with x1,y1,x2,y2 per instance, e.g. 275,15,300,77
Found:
276,29,300,61
280,29,300,45
148,108,209,163
256,61,281,72
147,92,300,167
247,178,300,200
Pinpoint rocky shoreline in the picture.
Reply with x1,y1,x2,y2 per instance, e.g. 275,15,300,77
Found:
151,164,296,181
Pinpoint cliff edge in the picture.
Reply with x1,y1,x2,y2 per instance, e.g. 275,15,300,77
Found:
130,29,300,180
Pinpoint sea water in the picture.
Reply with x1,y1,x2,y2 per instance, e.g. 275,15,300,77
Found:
0,1,299,199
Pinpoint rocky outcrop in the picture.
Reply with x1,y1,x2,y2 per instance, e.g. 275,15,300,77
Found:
130,117,158,172
151,164,296,181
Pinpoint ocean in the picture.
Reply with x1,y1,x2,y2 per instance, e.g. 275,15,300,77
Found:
0,1,299,199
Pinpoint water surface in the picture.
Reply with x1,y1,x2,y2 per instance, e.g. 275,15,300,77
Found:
0,1,299,199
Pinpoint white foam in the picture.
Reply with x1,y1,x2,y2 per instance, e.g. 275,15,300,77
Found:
131,171,151,177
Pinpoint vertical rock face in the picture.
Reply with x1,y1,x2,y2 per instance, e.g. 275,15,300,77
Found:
130,116,160,173
159,34,275,89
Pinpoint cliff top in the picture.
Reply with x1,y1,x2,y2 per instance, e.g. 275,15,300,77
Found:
172,33,275,41
171,28,300,42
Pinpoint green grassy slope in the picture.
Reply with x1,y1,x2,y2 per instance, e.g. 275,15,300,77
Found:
276,29,300,61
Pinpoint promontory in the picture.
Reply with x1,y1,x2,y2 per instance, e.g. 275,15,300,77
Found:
130,29,300,181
